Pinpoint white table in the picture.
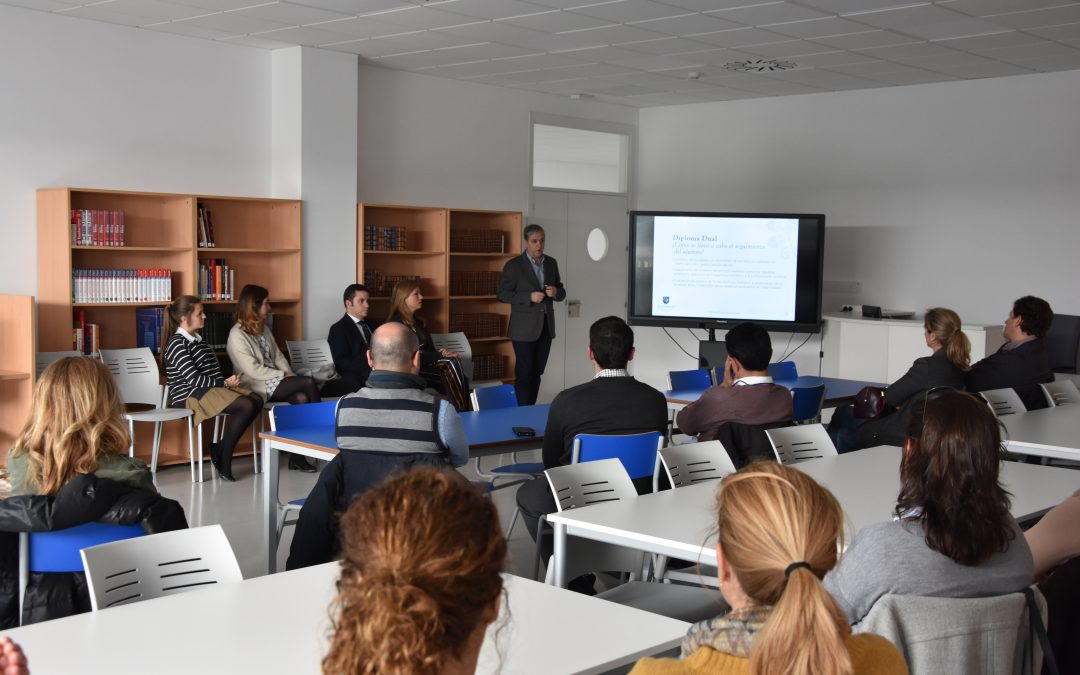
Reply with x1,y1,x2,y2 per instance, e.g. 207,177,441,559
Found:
546,446,1080,587
2,565,688,675
1002,405,1080,461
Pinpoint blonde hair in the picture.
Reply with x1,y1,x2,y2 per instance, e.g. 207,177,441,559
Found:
716,461,852,675
925,307,971,371
235,284,269,336
11,357,130,495
323,468,506,675
386,279,423,331
163,295,202,352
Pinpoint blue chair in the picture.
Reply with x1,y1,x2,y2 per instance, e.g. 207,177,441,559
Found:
668,368,713,391
471,383,518,410
572,431,665,493
269,401,338,547
18,522,144,625
768,361,798,380
792,384,826,424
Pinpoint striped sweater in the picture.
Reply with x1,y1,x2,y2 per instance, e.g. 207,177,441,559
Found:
163,331,226,407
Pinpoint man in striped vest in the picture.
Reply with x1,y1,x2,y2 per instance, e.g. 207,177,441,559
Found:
286,322,468,569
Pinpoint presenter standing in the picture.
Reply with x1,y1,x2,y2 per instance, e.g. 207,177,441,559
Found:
498,224,566,406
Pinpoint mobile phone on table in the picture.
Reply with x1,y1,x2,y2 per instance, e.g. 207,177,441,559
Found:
512,426,536,437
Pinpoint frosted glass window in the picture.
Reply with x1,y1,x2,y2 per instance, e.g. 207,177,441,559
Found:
532,124,629,193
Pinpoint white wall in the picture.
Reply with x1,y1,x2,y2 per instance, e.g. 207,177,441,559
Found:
356,64,637,213
631,69,1080,390
0,5,272,300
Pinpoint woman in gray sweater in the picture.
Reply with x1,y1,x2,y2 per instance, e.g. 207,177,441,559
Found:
824,388,1034,624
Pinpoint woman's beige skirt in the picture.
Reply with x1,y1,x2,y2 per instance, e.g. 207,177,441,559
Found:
185,386,252,428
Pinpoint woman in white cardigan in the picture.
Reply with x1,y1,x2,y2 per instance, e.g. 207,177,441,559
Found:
227,284,320,472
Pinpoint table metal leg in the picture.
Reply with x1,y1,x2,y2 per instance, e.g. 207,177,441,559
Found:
553,522,567,588
265,437,279,574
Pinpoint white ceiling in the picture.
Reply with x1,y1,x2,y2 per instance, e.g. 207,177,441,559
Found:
8,0,1080,107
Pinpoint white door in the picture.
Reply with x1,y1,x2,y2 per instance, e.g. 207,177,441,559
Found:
531,189,630,403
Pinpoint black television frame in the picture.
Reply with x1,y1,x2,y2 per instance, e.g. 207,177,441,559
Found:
627,210,826,334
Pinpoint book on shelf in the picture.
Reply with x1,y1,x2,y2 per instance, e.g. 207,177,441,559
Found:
473,354,506,381
202,311,233,352
198,259,234,301
72,310,101,356
70,209,125,247
450,271,501,296
364,225,408,251
135,307,165,355
362,271,421,297
72,268,172,303
197,203,216,247
450,229,505,253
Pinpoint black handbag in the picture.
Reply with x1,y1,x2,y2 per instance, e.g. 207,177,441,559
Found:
853,386,887,420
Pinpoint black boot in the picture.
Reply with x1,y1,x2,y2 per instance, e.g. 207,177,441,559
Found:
210,442,236,482
288,455,317,473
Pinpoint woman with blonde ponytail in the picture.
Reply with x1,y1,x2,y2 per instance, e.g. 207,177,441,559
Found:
632,461,907,675
323,468,506,675
827,307,968,452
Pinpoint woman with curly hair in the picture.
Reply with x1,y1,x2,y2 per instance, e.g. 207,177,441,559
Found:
323,468,505,675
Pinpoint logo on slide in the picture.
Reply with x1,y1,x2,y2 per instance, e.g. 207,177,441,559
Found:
662,296,670,304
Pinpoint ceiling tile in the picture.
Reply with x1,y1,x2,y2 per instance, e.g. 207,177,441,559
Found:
933,30,1046,53
847,4,1008,41
771,68,881,88
856,41,960,60
617,36,718,55
707,2,831,27
499,9,612,32
720,77,822,95
596,69,688,85
176,11,292,32
866,69,958,85
983,5,1080,30
321,37,412,55
492,51,592,67
438,19,604,50
369,28,483,49
765,16,879,39
567,23,668,44
1011,52,1080,71
557,61,640,76
0,0,79,10
979,40,1080,62
940,0,1080,18
606,52,707,70
629,12,743,36
56,4,165,26
825,59,916,75
171,0,279,10
738,38,839,58
553,43,654,61
811,29,919,50
368,5,480,29
256,24,367,43
230,2,352,25
442,0,552,21
376,49,460,68
91,0,207,21
688,27,794,48
794,50,880,66
894,50,997,68
434,41,539,60
625,91,712,104
656,0,762,10
567,0,687,24
287,0,409,12
314,15,425,36
518,0,617,7
1025,22,1080,43
220,32,299,47
142,19,239,37
927,61,1034,78
795,0,938,12
432,59,535,76
478,67,579,82
587,82,667,96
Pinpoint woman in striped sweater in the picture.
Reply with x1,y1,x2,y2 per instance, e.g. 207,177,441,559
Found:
163,295,263,481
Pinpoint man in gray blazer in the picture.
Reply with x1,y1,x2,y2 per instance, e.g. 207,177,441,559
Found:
497,224,566,405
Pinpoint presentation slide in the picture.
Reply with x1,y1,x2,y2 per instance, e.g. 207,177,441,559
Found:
650,215,799,321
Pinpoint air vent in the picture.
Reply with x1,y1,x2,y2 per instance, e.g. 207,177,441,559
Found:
722,59,797,73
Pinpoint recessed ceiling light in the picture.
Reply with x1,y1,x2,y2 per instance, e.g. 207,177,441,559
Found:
722,59,797,73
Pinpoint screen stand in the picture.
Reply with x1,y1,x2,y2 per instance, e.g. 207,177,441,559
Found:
698,328,727,370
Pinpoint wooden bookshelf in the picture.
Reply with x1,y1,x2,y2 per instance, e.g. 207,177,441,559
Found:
357,204,521,383
0,295,35,467
37,188,303,468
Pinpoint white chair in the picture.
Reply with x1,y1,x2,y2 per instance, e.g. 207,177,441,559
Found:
659,440,735,488
35,350,83,377
432,332,478,382
765,424,837,464
1041,379,1080,407
99,348,200,481
980,388,1028,416
80,524,242,611
286,339,334,373
539,459,723,623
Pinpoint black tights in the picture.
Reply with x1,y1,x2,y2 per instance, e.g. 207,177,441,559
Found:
218,393,263,465
269,376,321,405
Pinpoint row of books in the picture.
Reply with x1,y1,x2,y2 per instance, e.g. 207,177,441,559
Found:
135,308,233,355
71,209,126,247
473,354,506,381
73,311,100,356
450,271,501,297
364,225,409,251
363,271,420,298
72,269,172,303
197,203,218,248
450,229,505,254
198,259,236,301
449,313,505,339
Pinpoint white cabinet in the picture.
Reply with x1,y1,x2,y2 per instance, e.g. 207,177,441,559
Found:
821,313,1005,383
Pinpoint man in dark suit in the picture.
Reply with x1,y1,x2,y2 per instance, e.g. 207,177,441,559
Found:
326,283,375,393
967,295,1055,410
497,224,566,405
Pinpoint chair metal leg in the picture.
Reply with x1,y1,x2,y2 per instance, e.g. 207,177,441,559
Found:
505,506,521,539
17,533,28,626
187,417,196,483
127,419,135,458
253,413,265,474
150,421,162,474
213,416,222,443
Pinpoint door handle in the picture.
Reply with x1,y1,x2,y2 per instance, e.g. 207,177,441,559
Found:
567,300,581,318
